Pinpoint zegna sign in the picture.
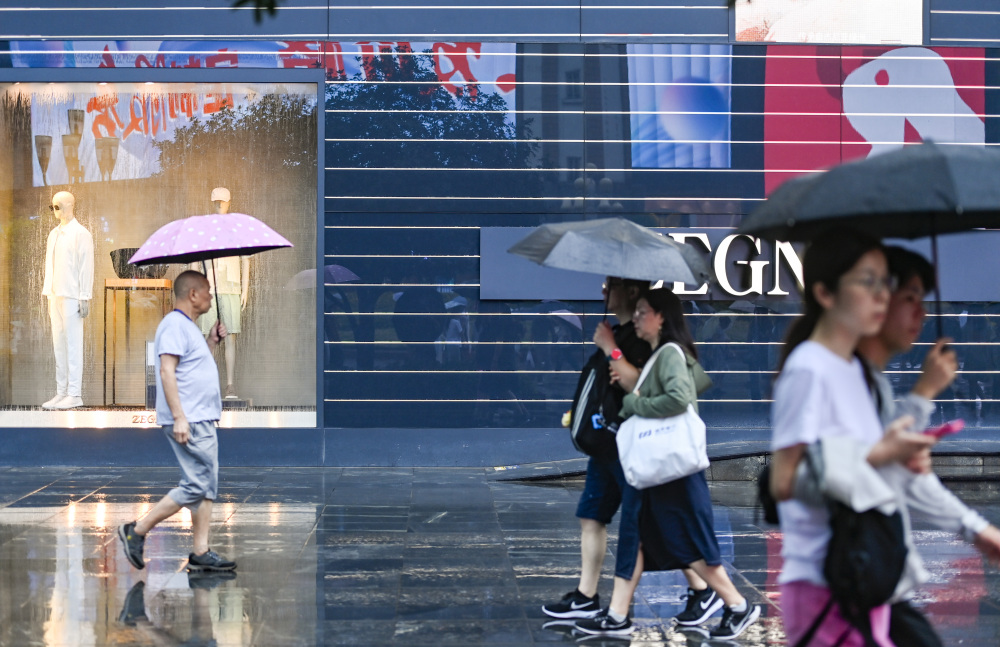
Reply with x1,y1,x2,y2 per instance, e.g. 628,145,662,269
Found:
666,231,802,298
480,227,805,301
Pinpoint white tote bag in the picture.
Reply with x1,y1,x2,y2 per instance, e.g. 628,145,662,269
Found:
616,342,709,489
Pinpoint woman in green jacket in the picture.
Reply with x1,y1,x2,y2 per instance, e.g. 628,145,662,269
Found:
574,287,761,640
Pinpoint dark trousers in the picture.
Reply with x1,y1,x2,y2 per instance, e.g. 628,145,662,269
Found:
889,601,943,647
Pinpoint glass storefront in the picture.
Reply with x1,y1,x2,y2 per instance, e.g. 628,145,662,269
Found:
0,80,319,428
0,38,998,448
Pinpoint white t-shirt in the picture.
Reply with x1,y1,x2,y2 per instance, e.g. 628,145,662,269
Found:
771,340,884,585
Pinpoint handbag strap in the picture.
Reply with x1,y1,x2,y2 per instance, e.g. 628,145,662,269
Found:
632,342,686,394
793,597,834,647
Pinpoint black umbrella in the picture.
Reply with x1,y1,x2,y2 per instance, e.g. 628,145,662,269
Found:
737,142,1000,241
737,142,1000,336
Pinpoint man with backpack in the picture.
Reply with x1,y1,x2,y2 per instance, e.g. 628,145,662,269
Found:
542,277,650,621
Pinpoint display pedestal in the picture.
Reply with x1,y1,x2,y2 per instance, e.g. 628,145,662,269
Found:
0,408,313,428
103,278,172,406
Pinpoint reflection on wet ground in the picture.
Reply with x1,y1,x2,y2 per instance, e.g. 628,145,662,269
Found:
0,466,997,646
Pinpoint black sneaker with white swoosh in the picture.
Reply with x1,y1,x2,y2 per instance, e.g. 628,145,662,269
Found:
573,609,634,637
709,603,762,640
674,586,724,626
542,589,601,619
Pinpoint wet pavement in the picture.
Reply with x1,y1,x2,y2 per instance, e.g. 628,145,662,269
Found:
0,465,997,646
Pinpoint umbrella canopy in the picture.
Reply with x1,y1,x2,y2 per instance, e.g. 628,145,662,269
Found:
508,217,711,286
284,264,360,290
737,142,1000,241
128,213,293,266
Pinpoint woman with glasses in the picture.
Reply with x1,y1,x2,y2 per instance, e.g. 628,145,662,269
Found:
770,230,936,646
574,287,761,640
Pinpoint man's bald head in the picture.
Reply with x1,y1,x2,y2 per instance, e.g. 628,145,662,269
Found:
174,270,208,299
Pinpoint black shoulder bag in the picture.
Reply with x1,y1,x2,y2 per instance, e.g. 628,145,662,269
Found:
762,450,908,647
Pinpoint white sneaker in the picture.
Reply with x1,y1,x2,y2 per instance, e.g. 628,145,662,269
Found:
42,394,66,409
53,395,84,410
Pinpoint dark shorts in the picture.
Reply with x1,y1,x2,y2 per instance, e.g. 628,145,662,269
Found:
576,456,642,579
576,456,623,524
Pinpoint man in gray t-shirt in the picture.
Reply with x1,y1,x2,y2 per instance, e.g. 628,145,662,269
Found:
154,309,222,424
117,270,237,574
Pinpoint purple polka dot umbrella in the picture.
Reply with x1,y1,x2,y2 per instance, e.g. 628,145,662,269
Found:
128,213,293,329
127,213,293,266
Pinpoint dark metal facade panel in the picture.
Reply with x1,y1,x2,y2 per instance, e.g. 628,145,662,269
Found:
931,0,1000,45
0,1,329,40
328,2,581,42
580,0,728,42
3,2,998,46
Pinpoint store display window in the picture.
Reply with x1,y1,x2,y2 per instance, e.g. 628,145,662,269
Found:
0,80,319,428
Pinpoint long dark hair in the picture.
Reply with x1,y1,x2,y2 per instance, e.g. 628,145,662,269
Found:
777,229,885,374
642,287,698,360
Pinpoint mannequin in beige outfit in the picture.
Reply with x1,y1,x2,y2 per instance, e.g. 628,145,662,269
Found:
195,188,249,399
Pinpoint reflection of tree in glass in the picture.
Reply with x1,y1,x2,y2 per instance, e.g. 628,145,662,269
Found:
326,46,534,172
150,94,318,400
231,0,280,22
153,95,317,186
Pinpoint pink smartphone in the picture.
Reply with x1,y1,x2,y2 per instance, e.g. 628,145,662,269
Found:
925,419,964,438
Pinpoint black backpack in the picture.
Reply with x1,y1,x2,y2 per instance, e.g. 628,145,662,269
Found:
569,349,620,460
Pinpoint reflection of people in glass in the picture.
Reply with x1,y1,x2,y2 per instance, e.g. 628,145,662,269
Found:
197,187,249,400
119,574,236,646
118,271,237,574
42,191,93,410
392,264,447,369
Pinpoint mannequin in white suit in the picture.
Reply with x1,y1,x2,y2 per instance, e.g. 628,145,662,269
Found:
42,191,94,410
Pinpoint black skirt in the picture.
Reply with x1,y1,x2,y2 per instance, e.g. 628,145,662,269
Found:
639,470,722,571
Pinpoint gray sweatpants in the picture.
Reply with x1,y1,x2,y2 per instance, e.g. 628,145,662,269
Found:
162,420,219,510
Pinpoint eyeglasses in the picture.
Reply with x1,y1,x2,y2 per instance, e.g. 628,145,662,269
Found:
602,278,624,290
633,306,654,319
844,273,898,295
48,204,61,211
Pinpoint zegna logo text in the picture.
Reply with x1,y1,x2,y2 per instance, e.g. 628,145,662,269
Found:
666,233,803,298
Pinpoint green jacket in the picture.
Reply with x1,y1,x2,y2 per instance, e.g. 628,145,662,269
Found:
620,343,712,419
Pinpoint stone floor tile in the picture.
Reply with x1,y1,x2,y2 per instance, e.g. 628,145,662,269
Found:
0,466,998,645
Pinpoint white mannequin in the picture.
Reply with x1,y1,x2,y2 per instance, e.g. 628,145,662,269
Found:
41,191,93,409
197,187,249,398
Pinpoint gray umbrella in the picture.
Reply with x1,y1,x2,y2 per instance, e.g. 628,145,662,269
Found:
508,217,711,286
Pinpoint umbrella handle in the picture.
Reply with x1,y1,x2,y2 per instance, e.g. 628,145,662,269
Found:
211,259,222,333
931,225,943,339
201,259,224,336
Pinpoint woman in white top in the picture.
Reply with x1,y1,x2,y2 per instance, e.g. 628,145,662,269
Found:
769,230,936,646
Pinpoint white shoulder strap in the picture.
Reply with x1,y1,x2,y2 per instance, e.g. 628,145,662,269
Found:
633,342,686,393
